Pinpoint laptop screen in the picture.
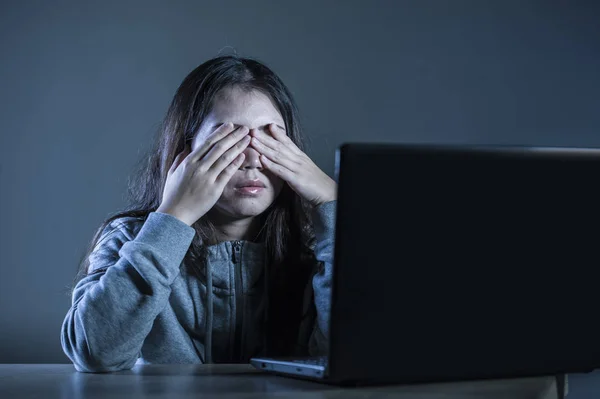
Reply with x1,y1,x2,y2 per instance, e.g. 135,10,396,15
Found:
331,144,600,381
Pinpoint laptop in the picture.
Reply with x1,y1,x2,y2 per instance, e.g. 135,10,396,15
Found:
251,143,600,386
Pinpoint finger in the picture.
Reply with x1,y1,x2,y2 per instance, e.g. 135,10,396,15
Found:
215,153,246,186
209,135,251,175
200,125,250,167
250,136,300,170
188,122,238,163
168,152,184,175
251,128,296,158
168,146,190,175
268,123,304,156
260,154,295,182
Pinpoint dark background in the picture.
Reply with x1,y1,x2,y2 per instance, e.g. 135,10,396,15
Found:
1,0,599,364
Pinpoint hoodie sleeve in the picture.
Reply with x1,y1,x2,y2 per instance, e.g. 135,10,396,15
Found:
307,200,336,356
61,212,196,372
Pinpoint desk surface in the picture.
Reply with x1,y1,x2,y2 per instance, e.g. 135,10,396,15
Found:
0,364,596,399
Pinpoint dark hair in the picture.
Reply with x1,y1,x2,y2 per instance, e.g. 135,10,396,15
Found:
73,55,316,355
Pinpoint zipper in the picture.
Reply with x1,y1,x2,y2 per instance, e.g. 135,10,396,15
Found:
232,240,244,361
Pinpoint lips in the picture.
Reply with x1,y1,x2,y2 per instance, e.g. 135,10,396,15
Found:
233,178,267,196
235,179,266,189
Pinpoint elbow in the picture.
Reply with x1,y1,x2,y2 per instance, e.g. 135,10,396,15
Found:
65,341,137,373
64,340,137,373
72,357,137,373
61,312,137,373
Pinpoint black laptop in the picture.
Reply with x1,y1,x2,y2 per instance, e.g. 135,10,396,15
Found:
251,143,600,386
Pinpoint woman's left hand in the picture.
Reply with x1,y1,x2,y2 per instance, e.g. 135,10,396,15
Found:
250,123,337,207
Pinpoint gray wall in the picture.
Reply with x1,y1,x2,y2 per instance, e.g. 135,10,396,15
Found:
1,0,599,363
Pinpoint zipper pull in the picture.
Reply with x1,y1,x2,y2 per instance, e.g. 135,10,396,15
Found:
232,241,242,263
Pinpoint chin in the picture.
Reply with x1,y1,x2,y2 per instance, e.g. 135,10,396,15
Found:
214,196,276,219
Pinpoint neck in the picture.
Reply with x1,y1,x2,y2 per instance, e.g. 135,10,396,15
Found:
207,211,262,242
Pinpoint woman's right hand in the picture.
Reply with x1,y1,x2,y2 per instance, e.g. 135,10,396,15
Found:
156,123,250,226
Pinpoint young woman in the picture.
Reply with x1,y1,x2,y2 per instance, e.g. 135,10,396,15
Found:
61,55,337,372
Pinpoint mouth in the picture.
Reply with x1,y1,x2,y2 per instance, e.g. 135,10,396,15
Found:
234,179,267,196
235,179,266,189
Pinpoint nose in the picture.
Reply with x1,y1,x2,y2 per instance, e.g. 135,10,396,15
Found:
240,146,263,170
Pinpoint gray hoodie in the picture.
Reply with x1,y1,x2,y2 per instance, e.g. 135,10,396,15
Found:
61,201,335,372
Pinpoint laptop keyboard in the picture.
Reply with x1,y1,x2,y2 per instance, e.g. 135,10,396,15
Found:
290,356,328,367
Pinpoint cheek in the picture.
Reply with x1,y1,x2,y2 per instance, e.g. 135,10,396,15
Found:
273,180,284,197
191,126,213,152
266,174,284,196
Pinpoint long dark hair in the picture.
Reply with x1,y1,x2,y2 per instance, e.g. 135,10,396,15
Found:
73,55,316,355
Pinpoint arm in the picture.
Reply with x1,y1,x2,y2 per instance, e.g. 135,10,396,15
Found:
61,212,195,372
248,123,336,356
308,200,336,356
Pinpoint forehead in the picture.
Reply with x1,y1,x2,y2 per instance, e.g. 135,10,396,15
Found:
205,86,285,129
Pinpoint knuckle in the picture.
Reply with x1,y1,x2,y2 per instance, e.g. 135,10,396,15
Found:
203,140,215,151
208,133,221,144
215,130,228,140
227,146,239,157
196,163,209,175
212,131,228,143
218,156,233,168
224,153,236,164
216,122,232,133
